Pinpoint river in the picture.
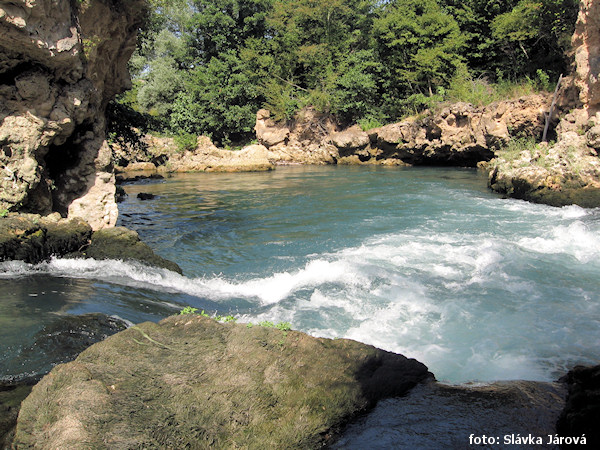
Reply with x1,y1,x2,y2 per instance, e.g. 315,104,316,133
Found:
1,166,599,384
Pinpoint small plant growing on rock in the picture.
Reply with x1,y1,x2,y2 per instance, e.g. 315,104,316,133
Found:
275,322,292,332
179,306,198,315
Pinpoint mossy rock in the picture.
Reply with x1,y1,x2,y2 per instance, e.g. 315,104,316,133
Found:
79,227,182,274
13,316,429,449
0,215,91,263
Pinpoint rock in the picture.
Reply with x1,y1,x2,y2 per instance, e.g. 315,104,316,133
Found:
331,125,370,151
572,0,600,109
557,364,600,447
80,227,182,274
267,142,339,165
257,108,341,165
487,137,600,208
13,315,430,448
0,213,181,272
365,97,548,166
136,192,155,200
167,142,274,172
115,173,164,184
587,124,600,149
335,379,566,448
0,214,92,263
123,162,157,172
0,0,146,228
255,109,290,147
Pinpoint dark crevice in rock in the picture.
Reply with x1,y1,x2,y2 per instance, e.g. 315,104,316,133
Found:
44,123,94,215
0,62,40,86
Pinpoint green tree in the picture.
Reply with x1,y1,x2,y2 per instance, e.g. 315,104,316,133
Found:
491,0,579,79
374,0,466,116
169,51,262,144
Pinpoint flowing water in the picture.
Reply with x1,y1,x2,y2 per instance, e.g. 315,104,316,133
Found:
1,166,599,384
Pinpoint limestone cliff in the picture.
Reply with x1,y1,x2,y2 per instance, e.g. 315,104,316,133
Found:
573,0,600,110
0,0,146,229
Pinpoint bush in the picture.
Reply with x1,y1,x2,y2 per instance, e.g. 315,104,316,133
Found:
173,133,197,153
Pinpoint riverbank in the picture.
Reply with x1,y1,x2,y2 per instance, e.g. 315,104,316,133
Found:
113,90,600,209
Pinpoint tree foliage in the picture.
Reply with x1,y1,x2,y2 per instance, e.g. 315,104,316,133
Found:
120,0,580,142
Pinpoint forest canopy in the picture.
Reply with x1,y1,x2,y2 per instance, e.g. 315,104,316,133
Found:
116,0,580,145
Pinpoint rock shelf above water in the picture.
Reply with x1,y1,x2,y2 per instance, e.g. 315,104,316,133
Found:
12,314,430,448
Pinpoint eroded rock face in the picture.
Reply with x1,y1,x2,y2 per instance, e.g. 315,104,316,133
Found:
0,0,146,229
253,97,550,167
573,0,600,110
13,315,430,448
367,96,550,166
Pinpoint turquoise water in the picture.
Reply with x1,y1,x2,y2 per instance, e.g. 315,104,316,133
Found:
1,166,599,383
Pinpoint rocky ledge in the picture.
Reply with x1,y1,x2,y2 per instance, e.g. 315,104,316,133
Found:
0,213,181,273
116,95,553,173
12,314,429,448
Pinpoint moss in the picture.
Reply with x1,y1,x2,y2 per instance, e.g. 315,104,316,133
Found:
14,316,429,448
81,227,182,274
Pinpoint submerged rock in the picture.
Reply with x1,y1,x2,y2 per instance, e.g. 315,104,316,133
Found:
334,379,567,449
13,315,430,448
0,383,32,449
136,192,155,200
2,313,128,385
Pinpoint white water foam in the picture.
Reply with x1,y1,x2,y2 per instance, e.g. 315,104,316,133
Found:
518,220,600,263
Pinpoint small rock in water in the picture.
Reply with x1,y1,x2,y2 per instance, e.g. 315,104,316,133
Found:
137,192,155,200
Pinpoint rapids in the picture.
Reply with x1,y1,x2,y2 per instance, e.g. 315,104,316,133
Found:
1,166,599,383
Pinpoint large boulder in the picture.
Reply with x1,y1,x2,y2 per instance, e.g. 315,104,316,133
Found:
13,315,430,448
331,125,370,152
0,0,146,229
1,313,128,447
